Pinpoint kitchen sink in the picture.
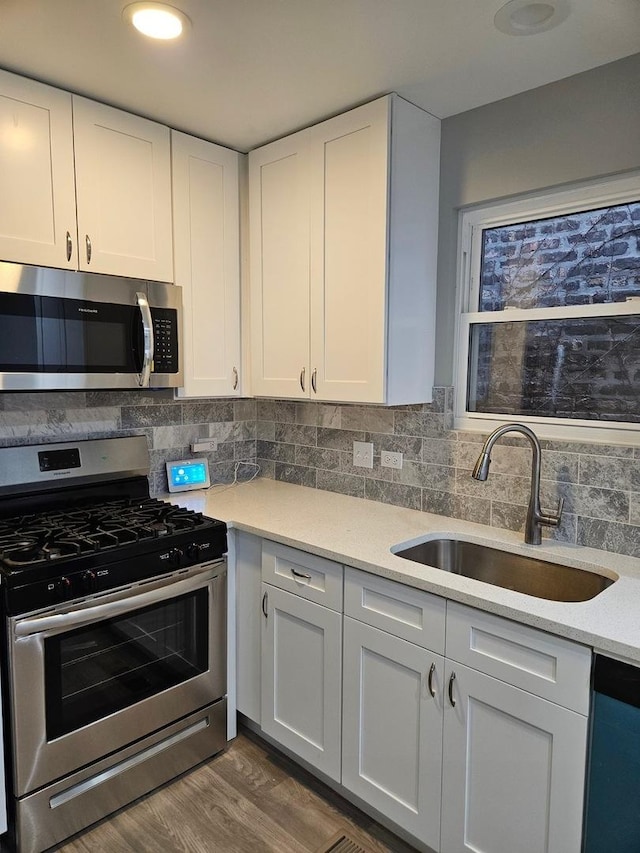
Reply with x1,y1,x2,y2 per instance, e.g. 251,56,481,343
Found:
392,538,615,602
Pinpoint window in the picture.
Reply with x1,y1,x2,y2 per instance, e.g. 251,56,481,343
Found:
455,175,640,443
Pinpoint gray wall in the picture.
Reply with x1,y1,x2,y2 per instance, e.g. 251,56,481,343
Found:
435,52,640,384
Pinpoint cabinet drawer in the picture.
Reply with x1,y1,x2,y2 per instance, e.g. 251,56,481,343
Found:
261,541,343,611
445,602,591,714
344,568,445,653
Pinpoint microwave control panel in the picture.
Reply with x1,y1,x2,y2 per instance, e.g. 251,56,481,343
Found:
151,308,178,374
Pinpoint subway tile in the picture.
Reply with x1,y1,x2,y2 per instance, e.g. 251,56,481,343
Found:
234,399,257,421
577,518,640,558
366,433,422,461
275,463,317,488
256,440,296,463
365,479,421,510
182,401,234,424
274,423,317,446
317,427,365,451
256,421,276,441
422,490,491,526
235,440,257,460
317,469,365,498
256,458,276,479
295,446,342,470
398,461,455,491
579,455,640,491
122,404,181,428
422,438,457,466
152,424,202,450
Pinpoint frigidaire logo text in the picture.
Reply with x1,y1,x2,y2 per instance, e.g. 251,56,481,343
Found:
78,308,99,314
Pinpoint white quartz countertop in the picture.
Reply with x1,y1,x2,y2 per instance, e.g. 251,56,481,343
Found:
168,479,640,664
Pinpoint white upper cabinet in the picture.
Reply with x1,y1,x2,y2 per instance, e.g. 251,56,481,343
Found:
73,97,173,281
0,69,173,280
172,131,242,397
249,94,440,405
249,132,311,399
0,69,77,269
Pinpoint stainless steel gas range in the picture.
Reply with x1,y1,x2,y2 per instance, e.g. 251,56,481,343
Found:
0,436,228,853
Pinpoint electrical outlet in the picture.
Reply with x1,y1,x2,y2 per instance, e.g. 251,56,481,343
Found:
381,450,403,469
353,441,374,469
191,440,218,453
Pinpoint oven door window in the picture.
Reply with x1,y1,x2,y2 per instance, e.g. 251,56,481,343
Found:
44,590,208,740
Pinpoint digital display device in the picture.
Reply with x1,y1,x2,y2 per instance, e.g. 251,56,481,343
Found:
166,458,211,493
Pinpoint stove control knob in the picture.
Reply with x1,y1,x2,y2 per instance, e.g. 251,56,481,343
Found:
56,576,73,601
185,543,202,561
80,570,97,594
168,547,183,567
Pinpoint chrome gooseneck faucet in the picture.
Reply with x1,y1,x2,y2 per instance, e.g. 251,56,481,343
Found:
471,423,564,545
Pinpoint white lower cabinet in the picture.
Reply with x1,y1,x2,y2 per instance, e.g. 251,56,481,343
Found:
441,660,588,853
248,544,590,853
261,583,342,781
342,616,444,850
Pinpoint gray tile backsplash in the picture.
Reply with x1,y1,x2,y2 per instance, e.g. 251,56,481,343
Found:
0,390,257,495
257,389,640,560
2,387,638,561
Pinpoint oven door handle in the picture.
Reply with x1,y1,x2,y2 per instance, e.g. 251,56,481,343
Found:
14,569,219,638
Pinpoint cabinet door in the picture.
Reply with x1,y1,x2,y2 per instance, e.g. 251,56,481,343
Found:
0,69,77,269
441,661,588,853
342,617,443,849
172,131,241,397
249,133,311,399
261,584,341,780
73,97,173,281
309,98,389,403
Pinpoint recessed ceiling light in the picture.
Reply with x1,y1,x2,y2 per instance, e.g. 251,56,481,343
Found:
123,2,190,40
494,0,570,36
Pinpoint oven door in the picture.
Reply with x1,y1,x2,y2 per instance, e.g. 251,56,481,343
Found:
8,561,225,797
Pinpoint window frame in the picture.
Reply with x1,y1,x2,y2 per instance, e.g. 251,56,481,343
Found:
454,173,640,445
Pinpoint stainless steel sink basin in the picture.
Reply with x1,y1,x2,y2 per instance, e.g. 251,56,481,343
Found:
393,538,615,602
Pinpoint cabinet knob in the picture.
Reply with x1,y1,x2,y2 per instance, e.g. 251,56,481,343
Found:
66,231,73,262
448,671,456,707
300,367,306,392
85,234,92,264
311,368,317,394
427,662,436,698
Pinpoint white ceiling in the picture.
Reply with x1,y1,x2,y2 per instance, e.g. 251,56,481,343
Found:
0,0,639,152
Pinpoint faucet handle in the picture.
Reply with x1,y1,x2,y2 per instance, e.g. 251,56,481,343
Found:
556,496,565,519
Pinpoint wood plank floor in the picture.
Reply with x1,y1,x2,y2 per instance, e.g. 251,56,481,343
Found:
55,729,418,852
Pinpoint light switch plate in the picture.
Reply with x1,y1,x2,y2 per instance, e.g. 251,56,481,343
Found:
353,441,374,469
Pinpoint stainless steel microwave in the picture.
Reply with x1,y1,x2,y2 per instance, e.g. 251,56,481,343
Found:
0,262,182,390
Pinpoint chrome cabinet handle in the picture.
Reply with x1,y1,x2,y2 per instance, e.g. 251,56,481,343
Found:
290,567,312,581
300,367,306,392
311,368,317,394
427,662,436,698
136,291,154,387
262,590,268,618
232,367,239,390
85,234,92,264
66,231,73,262
448,671,456,707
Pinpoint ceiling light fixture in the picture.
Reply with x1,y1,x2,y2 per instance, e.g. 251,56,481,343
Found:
123,2,190,40
494,0,570,36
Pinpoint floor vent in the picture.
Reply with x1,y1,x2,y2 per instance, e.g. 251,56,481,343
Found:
316,831,375,853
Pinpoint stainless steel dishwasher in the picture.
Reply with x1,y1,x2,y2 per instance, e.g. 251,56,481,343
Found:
583,654,640,852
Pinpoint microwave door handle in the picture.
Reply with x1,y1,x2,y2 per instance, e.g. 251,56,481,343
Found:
13,567,219,638
136,291,154,387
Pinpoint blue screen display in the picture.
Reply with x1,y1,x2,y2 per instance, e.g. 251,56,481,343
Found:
170,462,207,487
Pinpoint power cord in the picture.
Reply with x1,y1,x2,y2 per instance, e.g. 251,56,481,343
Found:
206,460,261,495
